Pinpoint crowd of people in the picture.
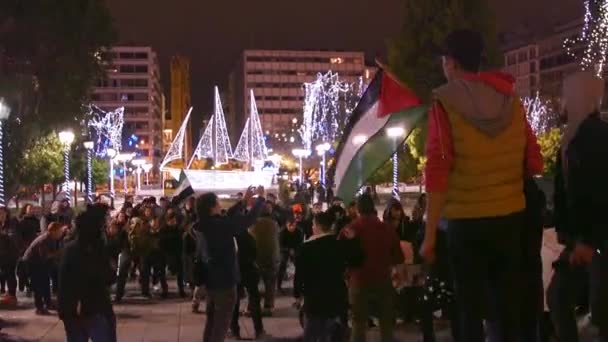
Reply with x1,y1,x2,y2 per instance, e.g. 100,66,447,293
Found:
1,28,607,342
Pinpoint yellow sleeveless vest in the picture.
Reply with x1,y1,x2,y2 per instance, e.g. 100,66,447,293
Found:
441,100,526,219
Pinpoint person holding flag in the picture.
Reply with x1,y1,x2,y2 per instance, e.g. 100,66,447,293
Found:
419,29,543,342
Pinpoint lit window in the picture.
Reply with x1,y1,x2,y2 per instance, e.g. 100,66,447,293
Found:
330,58,343,64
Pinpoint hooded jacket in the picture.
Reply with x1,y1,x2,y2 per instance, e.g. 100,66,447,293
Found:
424,72,543,219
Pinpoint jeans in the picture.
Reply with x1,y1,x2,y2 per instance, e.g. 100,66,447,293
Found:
259,265,278,309
30,262,51,310
349,281,395,342
115,252,131,300
63,314,117,342
0,261,17,297
231,275,264,335
547,249,608,342
446,211,524,342
278,250,296,290
304,317,336,342
204,287,238,342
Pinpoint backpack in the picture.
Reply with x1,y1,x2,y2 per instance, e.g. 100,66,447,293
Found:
191,228,210,286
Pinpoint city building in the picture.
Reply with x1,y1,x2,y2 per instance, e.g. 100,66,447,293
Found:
229,49,375,148
170,55,192,162
92,46,163,165
503,43,540,98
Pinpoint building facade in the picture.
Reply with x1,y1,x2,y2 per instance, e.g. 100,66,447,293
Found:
170,55,192,162
503,44,540,98
229,50,374,148
92,46,163,165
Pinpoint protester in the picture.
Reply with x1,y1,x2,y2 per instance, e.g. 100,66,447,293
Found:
127,217,156,297
420,29,543,342
196,186,266,342
249,201,281,315
159,208,186,297
58,205,116,341
547,71,608,342
0,207,19,305
343,193,403,342
278,217,304,293
294,212,363,342
22,222,64,314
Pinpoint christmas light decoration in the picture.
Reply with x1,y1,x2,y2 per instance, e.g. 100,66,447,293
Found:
160,108,193,170
392,152,399,199
189,116,215,168
233,118,250,162
58,131,75,201
83,141,94,203
523,92,558,135
564,0,608,76
0,99,9,207
299,72,362,151
213,87,233,165
88,105,125,157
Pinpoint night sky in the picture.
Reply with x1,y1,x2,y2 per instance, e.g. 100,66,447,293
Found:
106,0,582,119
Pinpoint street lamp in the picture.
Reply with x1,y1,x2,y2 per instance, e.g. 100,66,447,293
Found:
142,163,153,185
0,99,10,207
292,148,311,184
387,127,406,199
107,148,117,207
114,152,135,195
83,141,94,204
58,131,75,201
315,143,331,185
132,159,146,193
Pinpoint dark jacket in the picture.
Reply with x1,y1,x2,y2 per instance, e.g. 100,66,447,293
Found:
279,228,304,251
17,216,40,254
250,216,280,269
555,114,608,250
0,218,19,263
294,234,363,317
58,239,114,321
196,198,265,290
159,224,183,256
235,231,259,283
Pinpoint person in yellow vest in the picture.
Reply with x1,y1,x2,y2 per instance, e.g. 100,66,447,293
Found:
420,29,544,342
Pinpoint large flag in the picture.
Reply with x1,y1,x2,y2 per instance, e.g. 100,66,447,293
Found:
171,170,195,206
332,68,427,200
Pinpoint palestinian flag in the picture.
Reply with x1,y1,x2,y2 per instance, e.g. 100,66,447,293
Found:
331,68,427,201
171,170,195,206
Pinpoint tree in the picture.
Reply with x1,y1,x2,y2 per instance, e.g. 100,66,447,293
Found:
72,154,109,190
387,0,500,102
0,0,115,200
19,133,64,191
538,128,562,177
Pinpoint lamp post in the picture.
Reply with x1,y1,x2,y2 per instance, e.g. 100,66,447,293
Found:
107,148,117,208
83,141,94,204
115,153,135,195
131,159,146,193
58,131,75,201
142,163,153,185
0,99,10,207
352,134,367,195
387,127,405,199
292,148,311,185
315,143,331,185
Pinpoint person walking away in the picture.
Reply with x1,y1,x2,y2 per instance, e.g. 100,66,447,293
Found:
231,228,265,339
196,186,266,342
22,222,64,314
547,71,608,342
344,193,403,342
250,201,281,316
159,208,186,297
278,217,304,293
295,212,363,342
0,207,19,306
420,29,543,342
104,222,123,277
113,217,133,302
59,205,117,341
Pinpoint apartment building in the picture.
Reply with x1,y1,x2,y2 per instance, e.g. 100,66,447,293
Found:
92,46,163,165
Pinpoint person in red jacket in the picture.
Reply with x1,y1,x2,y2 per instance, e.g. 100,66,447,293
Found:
343,193,403,342
420,29,543,342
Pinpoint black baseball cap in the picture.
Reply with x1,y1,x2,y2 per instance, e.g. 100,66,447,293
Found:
435,29,484,72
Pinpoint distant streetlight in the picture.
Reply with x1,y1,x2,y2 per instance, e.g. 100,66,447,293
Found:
58,131,75,201
107,148,117,207
315,143,331,185
0,99,10,207
83,141,94,203
115,152,135,195
142,163,153,185
292,148,311,183
132,159,146,193
387,126,406,199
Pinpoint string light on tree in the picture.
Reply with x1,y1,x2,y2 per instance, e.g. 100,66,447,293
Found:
523,92,558,135
564,0,608,76
0,99,10,207
88,105,125,157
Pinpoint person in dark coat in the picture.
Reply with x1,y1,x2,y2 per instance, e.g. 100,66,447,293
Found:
0,207,19,305
547,71,608,342
294,212,363,341
277,217,304,292
230,229,265,339
58,204,116,341
159,208,185,297
196,186,266,342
